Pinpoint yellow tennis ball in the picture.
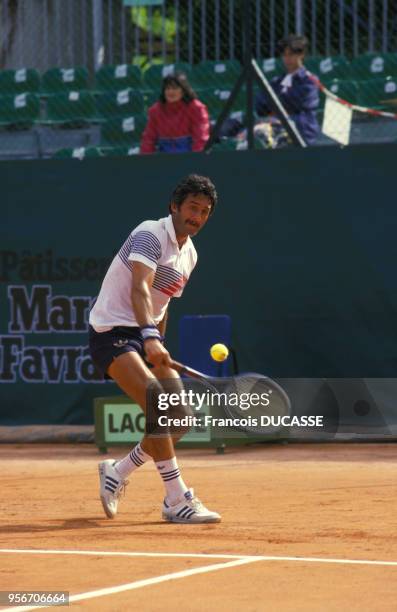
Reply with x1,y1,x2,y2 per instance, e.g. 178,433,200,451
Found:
210,343,229,362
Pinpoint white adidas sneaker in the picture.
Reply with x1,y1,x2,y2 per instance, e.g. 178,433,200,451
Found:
98,459,128,519
162,489,221,524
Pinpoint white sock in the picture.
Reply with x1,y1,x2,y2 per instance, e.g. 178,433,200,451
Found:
115,442,151,479
155,457,189,504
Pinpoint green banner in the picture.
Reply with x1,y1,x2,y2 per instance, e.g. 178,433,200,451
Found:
103,403,211,444
3,144,397,426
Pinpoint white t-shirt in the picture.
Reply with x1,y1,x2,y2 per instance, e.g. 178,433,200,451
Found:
89,215,197,331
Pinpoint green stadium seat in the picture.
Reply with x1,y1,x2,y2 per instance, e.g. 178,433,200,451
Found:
199,87,246,120
53,147,104,159
350,53,397,80
101,114,146,146
257,57,284,81
198,89,222,119
324,79,359,106
41,67,88,95
46,91,97,127
305,55,350,81
190,60,241,90
143,63,192,91
144,90,160,109
386,52,397,77
0,68,40,95
100,145,140,157
0,93,40,129
95,64,142,92
229,109,245,125
97,90,145,118
358,77,397,110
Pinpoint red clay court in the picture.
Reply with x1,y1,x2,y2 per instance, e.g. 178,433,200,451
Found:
1,442,396,611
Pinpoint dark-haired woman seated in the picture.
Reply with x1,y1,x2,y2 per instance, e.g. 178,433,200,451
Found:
140,73,210,154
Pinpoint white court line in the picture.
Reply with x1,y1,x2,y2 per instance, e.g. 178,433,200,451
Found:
0,548,396,566
0,548,246,560
258,555,397,567
0,548,396,611
0,557,260,611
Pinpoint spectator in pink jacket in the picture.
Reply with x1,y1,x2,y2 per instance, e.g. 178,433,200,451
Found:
140,72,210,154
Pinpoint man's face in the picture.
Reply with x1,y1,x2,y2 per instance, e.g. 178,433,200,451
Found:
282,48,304,73
171,193,212,238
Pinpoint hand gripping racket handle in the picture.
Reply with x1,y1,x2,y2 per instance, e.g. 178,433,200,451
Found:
169,360,210,380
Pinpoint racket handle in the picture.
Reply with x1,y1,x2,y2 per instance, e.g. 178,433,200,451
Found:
170,360,209,380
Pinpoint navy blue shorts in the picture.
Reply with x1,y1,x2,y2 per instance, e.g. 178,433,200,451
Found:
89,325,145,378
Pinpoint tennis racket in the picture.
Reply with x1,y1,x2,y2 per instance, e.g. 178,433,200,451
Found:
170,360,291,436
170,360,213,380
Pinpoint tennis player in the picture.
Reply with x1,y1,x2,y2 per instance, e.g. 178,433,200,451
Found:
89,174,221,524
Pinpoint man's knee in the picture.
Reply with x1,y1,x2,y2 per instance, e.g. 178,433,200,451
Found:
146,377,193,438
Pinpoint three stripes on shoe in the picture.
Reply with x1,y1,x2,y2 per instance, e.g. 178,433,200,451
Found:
163,497,196,520
175,505,196,520
104,473,120,494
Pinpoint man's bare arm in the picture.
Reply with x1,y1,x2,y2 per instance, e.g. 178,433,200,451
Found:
157,309,168,338
131,262,171,366
131,262,156,327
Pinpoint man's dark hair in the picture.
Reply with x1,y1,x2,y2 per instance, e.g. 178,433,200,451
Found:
278,34,308,55
169,174,217,214
160,72,197,104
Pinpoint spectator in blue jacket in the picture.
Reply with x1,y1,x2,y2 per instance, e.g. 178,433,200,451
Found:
255,34,320,145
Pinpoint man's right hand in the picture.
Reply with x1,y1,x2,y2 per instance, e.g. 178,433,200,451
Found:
144,338,172,368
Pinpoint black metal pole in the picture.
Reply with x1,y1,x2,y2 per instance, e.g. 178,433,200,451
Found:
243,0,254,149
204,65,248,151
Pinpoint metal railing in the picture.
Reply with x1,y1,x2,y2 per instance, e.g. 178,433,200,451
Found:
1,1,396,72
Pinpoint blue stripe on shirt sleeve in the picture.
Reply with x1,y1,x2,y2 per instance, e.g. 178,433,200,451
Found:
130,231,162,264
